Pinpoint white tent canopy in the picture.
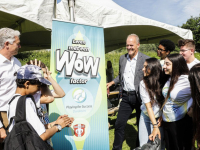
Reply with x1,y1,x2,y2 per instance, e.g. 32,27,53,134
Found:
0,0,53,51
57,0,193,53
0,0,193,52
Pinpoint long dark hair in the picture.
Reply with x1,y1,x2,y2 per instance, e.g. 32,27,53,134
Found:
161,54,189,109
143,58,164,106
188,63,200,147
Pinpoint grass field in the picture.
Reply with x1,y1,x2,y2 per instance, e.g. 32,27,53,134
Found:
109,110,138,150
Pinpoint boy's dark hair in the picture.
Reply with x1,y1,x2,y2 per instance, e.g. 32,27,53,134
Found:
16,79,41,88
159,39,175,52
26,60,46,68
178,39,195,49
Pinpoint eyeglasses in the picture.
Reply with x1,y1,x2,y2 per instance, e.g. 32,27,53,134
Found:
157,47,166,52
179,49,191,53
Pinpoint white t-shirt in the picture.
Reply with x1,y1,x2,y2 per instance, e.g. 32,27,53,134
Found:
8,94,46,136
187,58,200,70
162,75,192,122
139,80,161,118
160,59,165,69
0,54,21,128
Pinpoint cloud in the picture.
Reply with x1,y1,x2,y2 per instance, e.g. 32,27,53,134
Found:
113,0,200,26
183,0,200,17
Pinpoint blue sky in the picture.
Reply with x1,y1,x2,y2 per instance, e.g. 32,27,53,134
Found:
57,0,200,26
113,0,200,26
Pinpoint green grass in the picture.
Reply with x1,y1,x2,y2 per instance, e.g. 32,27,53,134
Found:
109,110,138,150
15,50,51,68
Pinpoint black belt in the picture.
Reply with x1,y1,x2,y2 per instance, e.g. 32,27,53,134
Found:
122,90,136,95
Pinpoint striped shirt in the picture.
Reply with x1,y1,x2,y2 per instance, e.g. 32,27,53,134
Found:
162,75,192,122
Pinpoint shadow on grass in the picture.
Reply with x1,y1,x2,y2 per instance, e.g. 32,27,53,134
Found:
109,111,137,129
125,123,138,150
109,111,138,150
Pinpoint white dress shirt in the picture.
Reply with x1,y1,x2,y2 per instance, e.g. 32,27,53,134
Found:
123,53,138,91
0,54,21,127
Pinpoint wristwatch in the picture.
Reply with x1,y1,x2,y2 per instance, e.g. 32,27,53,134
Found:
54,124,62,132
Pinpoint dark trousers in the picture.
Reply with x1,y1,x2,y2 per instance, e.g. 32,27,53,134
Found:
163,114,193,150
112,91,141,150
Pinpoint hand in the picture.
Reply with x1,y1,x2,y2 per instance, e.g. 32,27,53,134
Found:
157,116,162,127
187,107,193,117
0,128,7,143
149,127,161,141
43,67,52,80
106,81,114,89
55,115,71,129
67,117,74,127
29,59,41,67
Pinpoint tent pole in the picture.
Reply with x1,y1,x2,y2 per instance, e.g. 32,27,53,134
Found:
53,0,57,18
68,0,75,22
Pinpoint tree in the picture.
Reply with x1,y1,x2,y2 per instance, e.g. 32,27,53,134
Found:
181,15,200,51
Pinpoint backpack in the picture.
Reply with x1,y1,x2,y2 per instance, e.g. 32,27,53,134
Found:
3,95,53,150
133,135,161,150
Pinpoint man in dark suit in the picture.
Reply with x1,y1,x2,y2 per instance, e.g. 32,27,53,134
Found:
107,34,150,150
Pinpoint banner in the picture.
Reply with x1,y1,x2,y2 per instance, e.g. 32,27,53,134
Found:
50,20,109,150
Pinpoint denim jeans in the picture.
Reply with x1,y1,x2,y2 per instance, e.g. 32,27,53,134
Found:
139,111,165,150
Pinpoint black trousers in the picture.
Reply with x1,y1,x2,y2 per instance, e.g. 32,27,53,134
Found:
163,114,193,150
112,91,141,150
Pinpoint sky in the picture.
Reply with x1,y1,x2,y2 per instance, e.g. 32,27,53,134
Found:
57,0,200,26
112,0,200,26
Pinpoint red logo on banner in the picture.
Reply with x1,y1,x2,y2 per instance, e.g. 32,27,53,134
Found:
73,124,85,137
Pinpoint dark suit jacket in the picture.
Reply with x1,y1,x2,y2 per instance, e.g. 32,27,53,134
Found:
113,52,150,98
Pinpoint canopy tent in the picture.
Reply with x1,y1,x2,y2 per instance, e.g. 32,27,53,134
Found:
0,0,54,52
0,0,193,53
57,0,193,53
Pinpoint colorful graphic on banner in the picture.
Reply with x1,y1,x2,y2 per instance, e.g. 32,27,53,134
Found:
50,20,109,150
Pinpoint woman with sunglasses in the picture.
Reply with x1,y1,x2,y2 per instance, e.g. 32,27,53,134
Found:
161,53,193,150
139,58,165,149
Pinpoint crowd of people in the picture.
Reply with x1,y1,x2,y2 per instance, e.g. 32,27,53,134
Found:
0,26,200,150
107,34,200,150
